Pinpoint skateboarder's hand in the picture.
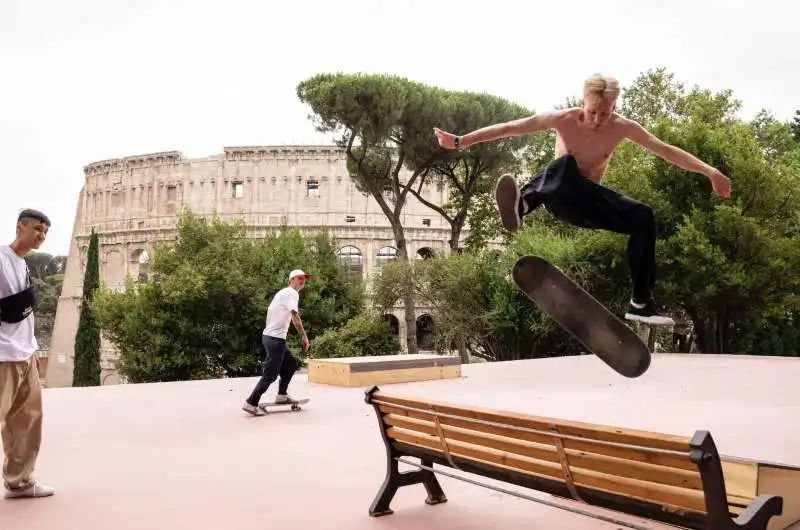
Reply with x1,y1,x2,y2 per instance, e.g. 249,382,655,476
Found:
433,127,458,150
709,170,731,198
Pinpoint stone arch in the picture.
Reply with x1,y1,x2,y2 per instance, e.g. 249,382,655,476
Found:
416,313,435,350
382,314,400,336
376,246,397,265
130,248,148,263
416,247,436,260
337,245,363,280
129,247,150,283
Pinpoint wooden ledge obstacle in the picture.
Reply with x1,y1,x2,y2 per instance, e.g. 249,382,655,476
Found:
307,354,461,387
364,387,800,530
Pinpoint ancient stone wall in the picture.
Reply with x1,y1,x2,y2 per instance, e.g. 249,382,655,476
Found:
45,146,460,387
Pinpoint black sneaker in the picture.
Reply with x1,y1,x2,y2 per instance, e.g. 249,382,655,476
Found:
624,298,675,326
494,174,522,231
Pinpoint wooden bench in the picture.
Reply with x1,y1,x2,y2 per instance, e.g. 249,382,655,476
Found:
364,386,784,530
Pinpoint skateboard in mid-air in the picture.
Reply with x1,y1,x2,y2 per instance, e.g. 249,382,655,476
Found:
512,255,651,378
258,398,310,412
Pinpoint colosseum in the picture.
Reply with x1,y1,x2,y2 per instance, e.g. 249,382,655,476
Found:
45,145,465,387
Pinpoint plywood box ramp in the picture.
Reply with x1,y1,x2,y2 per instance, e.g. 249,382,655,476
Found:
308,354,461,387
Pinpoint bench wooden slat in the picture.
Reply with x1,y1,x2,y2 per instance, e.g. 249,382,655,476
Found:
390,431,750,518
385,413,754,517
389,426,709,514
383,413,704,491
377,403,698,472
374,393,692,453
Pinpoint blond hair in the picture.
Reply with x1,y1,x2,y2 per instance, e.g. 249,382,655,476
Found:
583,74,620,103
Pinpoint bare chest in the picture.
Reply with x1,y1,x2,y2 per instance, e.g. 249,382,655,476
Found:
554,128,624,181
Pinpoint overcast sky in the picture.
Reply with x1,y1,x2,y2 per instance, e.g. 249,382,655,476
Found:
2,0,797,256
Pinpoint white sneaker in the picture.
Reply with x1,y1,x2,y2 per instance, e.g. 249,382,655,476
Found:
274,393,294,404
241,402,265,416
4,482,55,499
624,298,676,326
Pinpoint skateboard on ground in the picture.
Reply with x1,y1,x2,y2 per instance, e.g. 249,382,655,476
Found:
512,255,651,378
258,398,309,412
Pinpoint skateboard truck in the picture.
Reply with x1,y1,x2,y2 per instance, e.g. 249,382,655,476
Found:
257,398,310,412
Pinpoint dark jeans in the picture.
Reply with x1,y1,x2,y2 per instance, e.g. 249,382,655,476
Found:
245,335,299,406
520,154,657,302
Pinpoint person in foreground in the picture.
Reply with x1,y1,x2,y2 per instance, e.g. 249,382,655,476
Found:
433,74,732,326
0,209,55,499
242,269,311,416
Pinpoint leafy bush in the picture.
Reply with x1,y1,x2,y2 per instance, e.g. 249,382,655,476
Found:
91,212,365,382
310,313,400,359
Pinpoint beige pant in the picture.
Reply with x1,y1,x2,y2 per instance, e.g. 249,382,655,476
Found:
0,356,43,491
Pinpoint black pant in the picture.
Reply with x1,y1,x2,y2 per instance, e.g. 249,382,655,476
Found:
520,154,656,302
246,335,298,406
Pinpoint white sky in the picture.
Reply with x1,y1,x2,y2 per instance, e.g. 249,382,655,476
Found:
2,0,797,256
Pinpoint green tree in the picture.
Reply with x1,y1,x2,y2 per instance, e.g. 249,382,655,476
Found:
749,314,800,356
73,230,102,386
791,110,800,143
24,251,65,280
376,69,800,360
91,212,365,383
296,73,533,352
606,70,800,353
32,273,64,350
310,312,400,359
33,273,63,315
749,109,799,163
370,234,581,362
403,90,534,251
297,73,431,354
25,250,67,350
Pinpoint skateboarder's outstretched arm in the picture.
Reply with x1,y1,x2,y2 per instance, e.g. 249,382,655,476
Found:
623,120,732,198
434,109,569,150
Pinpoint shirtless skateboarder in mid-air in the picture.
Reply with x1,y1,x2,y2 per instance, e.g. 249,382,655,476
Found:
433,74,731,326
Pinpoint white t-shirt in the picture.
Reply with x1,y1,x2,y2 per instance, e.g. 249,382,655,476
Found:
0,245,38,362
263,286,300,339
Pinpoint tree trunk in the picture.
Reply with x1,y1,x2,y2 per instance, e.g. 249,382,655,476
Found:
448,212,466,252
402,292,418,355
391,222,418,355
688,307,717,353
457,337,469,363
448,216,469,363
717,306,732,354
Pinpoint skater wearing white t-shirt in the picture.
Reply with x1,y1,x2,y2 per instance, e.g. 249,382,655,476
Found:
0,209,55,499
242,269,310,416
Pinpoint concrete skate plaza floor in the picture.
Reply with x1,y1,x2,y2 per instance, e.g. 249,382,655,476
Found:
4,354,800,529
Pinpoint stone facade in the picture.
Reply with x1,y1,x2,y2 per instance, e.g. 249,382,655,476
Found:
45,145,462,388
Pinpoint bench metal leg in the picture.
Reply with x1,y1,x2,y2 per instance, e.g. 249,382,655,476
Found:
366,385,447,517
369,456,447,516
691,431,783,530
732,495,784,530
